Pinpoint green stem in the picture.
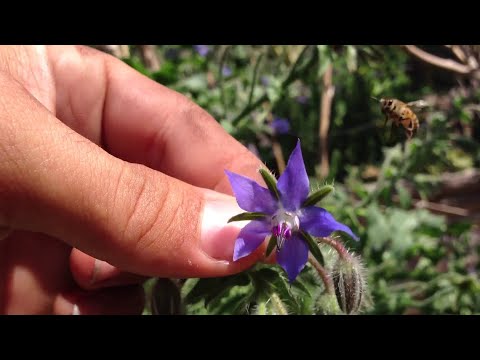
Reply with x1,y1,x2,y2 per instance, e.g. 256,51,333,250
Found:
232,45,316,126
232,95,268,126
270,293,288,315
247,52,264,110
218,45,232,119
283,45,311,85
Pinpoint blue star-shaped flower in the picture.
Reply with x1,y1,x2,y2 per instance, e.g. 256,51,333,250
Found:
225,140,358,282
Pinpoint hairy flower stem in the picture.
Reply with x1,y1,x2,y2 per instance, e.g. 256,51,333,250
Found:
270,293,288,315
255,301,268,315
308,254,334,294
318,236,350,260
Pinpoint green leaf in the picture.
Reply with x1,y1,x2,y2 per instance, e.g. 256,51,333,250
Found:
152,61,179,85
179,74,208,92
251,266,316,315
266,82,282,104
259,168,280,200
302,185,335,207
123,57,151,78
206,283,255,315
266,235,277,257
396,182,412,209
220,120,235,134
290,279,311,297
317,46,332,78
227,212,267,223
301,231,325,266
183,274,248,305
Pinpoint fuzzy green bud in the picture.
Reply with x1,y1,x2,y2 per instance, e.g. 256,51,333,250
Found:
150,278,183,315
316,293,342,315
332,254,367,315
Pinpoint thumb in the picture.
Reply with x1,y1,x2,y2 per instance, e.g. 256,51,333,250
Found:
0,72,262,278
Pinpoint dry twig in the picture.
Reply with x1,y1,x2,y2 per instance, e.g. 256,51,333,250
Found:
319,63,335,178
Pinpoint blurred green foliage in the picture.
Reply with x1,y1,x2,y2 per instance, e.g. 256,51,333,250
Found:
117,45,480,315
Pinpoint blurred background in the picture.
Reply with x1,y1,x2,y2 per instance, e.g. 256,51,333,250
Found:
93,45,480,315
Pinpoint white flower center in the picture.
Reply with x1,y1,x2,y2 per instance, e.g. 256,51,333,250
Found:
271,210,300,251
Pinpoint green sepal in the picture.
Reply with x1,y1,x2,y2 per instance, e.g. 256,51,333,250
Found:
227,212,268,223
259,168,280,200
300,231,325,266
302,185,334,207
266,235,278,257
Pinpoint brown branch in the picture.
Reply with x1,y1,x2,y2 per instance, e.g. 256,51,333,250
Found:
413,199,470,217
272,138,286,174
319,63,334,178
138,45,161,72
445,45,468,63
389,194,472,218
448,45,479,69
432,169,480,199
403,45,477,75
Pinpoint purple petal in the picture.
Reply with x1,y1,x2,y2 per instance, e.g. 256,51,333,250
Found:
277,140,310,211
222,66,232,77
276,234,309,282
270,117,291,135
225,170,277,215
296,95,309,105
194,45,210,57
233,220,271,261
260,76,270,86
300,206,359,241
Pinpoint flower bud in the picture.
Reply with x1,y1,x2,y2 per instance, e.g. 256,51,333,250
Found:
150,278,183,315
332,254,367,315
316,293,343,315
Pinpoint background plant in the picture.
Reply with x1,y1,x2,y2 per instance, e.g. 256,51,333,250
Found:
94,45,480,315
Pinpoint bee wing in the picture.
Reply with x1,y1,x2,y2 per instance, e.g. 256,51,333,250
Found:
406,99,429,109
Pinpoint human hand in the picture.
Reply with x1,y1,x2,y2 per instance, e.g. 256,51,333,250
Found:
0,45,266,314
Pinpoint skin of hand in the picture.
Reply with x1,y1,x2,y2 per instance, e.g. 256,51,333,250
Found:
0,45,268,314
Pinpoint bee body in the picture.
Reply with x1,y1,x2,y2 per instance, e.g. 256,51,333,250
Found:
378,97,420,140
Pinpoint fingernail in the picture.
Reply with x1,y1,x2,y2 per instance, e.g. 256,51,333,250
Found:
89,259,145,288
89,259,118,285
72,304,81,315
201,191,250,261
55,294,82,315
90,259,101,284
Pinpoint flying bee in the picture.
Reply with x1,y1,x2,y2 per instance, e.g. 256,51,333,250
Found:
372,97,424,140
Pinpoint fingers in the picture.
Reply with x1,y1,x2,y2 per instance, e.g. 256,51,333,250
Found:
53,286,145,315
47,45,266,194
70,249,147,290
0,71,264,279
0,231,73,314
